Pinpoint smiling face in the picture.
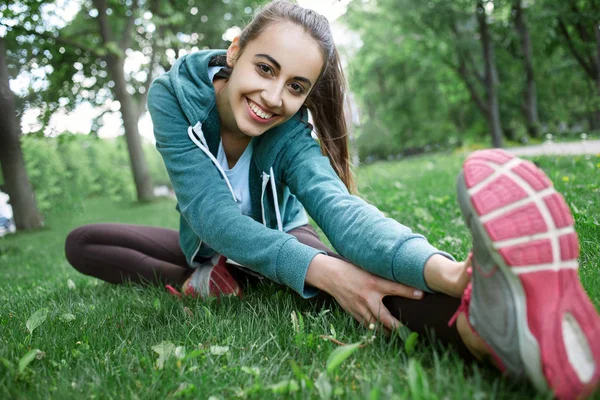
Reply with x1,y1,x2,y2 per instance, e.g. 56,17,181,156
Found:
215,22,324,140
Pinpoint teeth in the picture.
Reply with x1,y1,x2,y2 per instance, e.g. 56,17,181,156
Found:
248,100,273,119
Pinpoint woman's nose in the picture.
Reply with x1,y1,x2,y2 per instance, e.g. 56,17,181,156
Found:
261,83,284,109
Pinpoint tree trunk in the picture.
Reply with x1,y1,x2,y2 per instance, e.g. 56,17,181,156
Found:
594,20,600,131
514,0,540,138
93,0,154,202
107,55,154,202
477,0,504,148
0,38,43,230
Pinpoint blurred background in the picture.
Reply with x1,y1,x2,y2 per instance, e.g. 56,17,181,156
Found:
1,0,599,233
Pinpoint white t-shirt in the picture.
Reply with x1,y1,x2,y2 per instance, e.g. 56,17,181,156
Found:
209,65,253,216
216,139,253,215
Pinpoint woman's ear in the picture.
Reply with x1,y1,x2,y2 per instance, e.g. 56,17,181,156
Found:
226,37,241,68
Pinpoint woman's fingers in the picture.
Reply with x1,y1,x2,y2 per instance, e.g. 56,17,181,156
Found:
347,306,375,329
378,278,424,300
368,297,401,333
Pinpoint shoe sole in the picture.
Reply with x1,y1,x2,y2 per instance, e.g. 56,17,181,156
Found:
209,257,243,298
458,149,600,399
184,256,242,298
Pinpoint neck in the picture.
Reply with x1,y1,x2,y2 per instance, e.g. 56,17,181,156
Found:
221,132,251,168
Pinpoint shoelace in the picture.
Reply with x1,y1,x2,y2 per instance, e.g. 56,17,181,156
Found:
448,267,473,327
165,284,182,298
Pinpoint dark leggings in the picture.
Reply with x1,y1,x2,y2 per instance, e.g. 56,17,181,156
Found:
64,223,473,361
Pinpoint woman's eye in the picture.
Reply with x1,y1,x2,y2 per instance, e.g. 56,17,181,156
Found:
289,83,304,94
257,64,272,75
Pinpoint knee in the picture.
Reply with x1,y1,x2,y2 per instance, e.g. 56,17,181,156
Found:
64,225,93,274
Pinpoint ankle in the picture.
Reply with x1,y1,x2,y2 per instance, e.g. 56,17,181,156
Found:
424,255,469,298
456,312,491,361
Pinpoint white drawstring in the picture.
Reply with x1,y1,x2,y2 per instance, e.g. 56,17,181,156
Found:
187,124,237,202
260,172,270,226
270,167,283,231
188,122,282,232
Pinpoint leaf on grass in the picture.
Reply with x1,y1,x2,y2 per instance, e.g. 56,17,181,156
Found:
241,366,260,376
26,308,48,334
289,359,313,389
269,379,299,394
291,311,299,333
67,279,76,290
369,386,381,400
209,345,229,356
60,313,76,322
172,382,196,398
407,359,431,398
152,341,176,369
329,324,336,338
315,372,332,400
174,346,186,360
414,207,433,223
18,349,42,373
396,325,412,342
183,349,205,361
404,332,419,355
326,342,361,374
0,357,15,373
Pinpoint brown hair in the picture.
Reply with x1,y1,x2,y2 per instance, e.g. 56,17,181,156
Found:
234,0,355,193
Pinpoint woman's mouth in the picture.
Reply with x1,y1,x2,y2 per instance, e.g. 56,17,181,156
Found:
246,98,277,123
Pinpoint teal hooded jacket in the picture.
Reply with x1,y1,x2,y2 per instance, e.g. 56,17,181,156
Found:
147,50,452,298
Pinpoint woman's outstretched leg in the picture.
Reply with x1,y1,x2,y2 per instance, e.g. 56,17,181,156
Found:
65,223,192,286
452,149,600,399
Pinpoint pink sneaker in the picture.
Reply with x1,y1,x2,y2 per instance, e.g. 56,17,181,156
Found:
454,149,600,399
166,255,242,299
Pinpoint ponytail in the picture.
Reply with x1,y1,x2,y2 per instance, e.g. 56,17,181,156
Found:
304,47,355,193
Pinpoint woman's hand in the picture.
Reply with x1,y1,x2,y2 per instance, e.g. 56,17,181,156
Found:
306,254,424,336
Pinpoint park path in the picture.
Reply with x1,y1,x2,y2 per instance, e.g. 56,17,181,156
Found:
506,139,600,156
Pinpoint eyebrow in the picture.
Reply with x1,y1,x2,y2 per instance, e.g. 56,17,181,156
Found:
255,53,313,87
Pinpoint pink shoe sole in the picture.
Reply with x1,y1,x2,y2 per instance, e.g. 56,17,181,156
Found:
463,149,600,399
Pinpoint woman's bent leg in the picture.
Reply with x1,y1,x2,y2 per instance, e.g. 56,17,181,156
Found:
288,225,475,361
65,223,192,286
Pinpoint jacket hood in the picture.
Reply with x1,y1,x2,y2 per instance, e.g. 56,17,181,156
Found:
167,49,227,128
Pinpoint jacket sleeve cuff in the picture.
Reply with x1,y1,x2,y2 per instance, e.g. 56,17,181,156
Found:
391,237,456,293
276,238,326,299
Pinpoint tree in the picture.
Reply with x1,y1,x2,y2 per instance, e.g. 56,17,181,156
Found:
512,0,540,138
476,0,504,147
344,0,505,152
0,37,44,230
14,0,265,202
550,0,600,129
91,0,153,202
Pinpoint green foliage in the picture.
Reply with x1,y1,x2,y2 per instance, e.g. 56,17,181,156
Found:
344,0,600,161
19,134,169,212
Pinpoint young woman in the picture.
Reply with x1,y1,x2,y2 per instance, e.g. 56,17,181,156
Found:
65,1,600,398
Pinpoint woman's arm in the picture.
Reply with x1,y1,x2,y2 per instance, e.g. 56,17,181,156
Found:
306,254,424,334
279,131,454,292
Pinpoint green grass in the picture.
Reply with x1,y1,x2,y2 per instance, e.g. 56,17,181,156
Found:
1,153,599,399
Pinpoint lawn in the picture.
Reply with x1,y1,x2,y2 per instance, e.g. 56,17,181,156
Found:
1,153,599,399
